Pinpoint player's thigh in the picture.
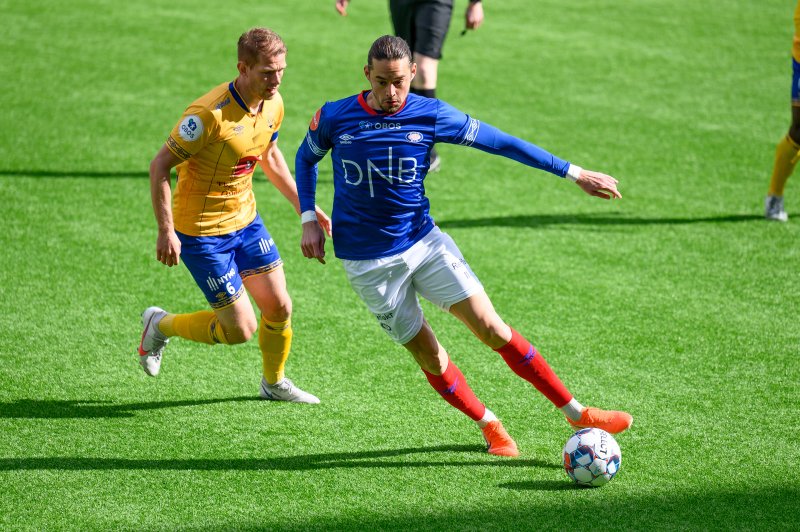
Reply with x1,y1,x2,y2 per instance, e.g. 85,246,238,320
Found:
411,0,453,59
214,294,258,342
412,227,483,311
243,266,291,322
235,215,290,321
177,231,248,311
342,256,425,345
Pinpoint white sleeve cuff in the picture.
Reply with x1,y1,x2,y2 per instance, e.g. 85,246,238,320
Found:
300,210,318,224
565,164,583,182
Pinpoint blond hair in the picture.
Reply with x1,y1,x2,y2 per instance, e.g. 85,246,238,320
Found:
238,27,286,66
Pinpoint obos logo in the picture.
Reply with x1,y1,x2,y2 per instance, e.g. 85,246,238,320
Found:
359,121,372,130
179,115,203,142
406,131,423,143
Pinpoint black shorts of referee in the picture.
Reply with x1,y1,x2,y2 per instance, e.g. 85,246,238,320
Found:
390,0,454,59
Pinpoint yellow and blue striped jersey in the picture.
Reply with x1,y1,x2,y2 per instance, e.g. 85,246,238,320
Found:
166,81,283,236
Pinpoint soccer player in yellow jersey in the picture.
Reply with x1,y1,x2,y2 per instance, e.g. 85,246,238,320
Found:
138,27,331,403
766,1,800,221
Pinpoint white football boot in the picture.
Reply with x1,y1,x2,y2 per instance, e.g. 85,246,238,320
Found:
765,195,788,222
138,307,169,376
259,377,320,404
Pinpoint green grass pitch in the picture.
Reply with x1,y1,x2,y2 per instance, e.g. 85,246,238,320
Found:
1,0,798,529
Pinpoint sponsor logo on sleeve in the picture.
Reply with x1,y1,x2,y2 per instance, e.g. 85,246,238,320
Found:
179,114,204,142
309,108,321,131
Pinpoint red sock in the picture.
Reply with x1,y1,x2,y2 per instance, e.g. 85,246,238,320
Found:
422,359,486,421
495,328,573,408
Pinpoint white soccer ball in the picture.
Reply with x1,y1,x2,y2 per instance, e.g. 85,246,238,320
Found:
563,428,622,487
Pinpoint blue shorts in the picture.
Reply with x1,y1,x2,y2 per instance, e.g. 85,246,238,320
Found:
792,58,800,105
176,214,283,309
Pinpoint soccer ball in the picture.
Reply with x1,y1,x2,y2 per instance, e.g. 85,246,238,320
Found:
563,428,621,487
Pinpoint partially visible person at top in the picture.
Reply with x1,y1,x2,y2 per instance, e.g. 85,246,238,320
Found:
138,27,330,403
335,0,485,171
765,0,800,222
294,35,632,456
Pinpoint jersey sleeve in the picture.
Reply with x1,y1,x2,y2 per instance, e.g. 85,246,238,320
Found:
295,104,333,214
166,105,217,161
433,100,570,178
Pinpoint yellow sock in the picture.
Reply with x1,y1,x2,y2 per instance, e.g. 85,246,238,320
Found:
159,311,230,345
768,134,800,196
259,317,292,384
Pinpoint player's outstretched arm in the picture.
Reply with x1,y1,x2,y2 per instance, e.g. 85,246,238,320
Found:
149,145,183,267
335,0,349,16
573,168,622,200
259,143,332,236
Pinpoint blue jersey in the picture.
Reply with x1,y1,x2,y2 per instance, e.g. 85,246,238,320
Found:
296,91,571,260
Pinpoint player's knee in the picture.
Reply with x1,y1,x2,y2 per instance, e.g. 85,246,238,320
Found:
414,67,435,88
471,319,508,348
225,320,258,344
261,299,292,323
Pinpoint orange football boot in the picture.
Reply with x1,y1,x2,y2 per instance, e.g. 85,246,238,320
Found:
567,407,633,434
481,420,519,457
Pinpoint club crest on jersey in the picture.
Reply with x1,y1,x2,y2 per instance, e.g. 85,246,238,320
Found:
406,131,423,143
179,115,203,142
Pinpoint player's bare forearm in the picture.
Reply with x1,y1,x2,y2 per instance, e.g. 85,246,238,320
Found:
149,147,178,232
575,169,622,200
260,144,301,214
149,144,183,266
263,144,333,235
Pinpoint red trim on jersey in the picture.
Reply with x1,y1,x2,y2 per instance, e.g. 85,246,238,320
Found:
358,90,408,116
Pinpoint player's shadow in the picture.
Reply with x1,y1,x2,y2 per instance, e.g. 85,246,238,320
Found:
0,170,150,178
437,213,762,228
0,397,260,419
0,446,559,473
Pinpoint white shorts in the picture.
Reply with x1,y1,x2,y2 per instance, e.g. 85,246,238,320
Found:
342,226,484,344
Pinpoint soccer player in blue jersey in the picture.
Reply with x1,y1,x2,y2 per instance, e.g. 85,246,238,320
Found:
295,35,632,456
335,0,485,171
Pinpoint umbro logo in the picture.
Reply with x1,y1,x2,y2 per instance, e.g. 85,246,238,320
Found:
338,134,355,144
